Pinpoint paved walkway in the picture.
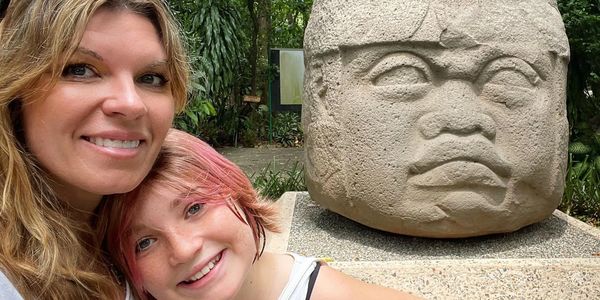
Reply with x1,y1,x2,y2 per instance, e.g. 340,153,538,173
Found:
217,146,304,176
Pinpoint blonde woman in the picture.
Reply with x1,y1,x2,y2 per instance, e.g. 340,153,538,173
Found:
0,0,189,298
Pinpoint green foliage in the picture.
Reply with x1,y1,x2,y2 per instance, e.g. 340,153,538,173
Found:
251,161,306,198
239,104,270,147
174,65,217,133
169,0,313,146
561,125,600,224
271,0,313,48
557,0,600,224
558,0,600,126
272,112,303,147
560,153,600,225
169,0,246,139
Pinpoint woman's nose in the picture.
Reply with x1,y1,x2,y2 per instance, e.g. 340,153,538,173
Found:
101,76,148,120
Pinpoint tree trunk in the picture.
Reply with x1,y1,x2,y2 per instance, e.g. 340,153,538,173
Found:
246,0,258,95
257,0,271,103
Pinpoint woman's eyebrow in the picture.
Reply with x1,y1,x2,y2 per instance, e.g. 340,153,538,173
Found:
74,47,104,61
146,60,168,70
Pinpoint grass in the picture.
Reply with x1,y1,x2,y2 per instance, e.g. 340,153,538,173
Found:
250,160,306,199
559,154,600,226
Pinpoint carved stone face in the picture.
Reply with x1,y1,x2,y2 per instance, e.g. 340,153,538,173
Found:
303,0,570,237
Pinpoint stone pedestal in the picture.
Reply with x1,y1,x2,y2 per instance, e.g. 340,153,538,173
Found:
267,192,600,299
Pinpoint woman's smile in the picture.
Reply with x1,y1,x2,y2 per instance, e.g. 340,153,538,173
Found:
21,8,175,209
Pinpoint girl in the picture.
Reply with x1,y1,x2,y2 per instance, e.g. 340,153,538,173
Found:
0,0,188,298
104,129,421,300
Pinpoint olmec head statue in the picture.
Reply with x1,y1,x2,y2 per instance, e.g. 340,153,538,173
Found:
302,0,570,237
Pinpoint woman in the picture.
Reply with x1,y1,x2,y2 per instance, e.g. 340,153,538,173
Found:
0,0,189,298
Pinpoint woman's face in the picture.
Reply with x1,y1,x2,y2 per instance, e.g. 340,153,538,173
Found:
130,184,256,300
22,8,175,211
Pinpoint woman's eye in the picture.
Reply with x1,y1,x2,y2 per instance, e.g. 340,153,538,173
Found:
138,73,168,87
62,64,96,79
186,203,204,218
136,238,156,253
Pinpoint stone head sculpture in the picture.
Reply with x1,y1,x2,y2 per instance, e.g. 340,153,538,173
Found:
302,0,570,237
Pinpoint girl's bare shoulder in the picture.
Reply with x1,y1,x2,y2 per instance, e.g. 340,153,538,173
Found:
310,265,423,300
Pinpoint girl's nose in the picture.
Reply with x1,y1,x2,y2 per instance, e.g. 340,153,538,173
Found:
167,232,203,266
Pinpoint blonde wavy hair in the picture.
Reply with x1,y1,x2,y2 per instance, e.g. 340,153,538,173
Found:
0,0,189,298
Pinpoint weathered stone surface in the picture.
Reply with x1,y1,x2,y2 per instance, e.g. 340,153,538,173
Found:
302,0,570,237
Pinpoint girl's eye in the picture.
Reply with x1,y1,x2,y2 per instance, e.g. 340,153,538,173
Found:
136,237,156,253
62,64,96,79
138,73,168,87
186,203,204,218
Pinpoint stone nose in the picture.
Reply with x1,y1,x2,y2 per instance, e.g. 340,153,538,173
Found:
417,109,496,140
417,80,496,140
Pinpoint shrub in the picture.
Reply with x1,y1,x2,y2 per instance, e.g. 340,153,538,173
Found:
251,160,306,199
272,112,303,147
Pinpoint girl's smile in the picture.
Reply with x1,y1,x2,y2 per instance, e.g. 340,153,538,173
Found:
131,185,256,300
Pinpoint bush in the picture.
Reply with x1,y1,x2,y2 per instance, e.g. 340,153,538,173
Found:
561,132,600,225
557,0,600,225
239,104,269,147
272,112,303,147
251,161,306,199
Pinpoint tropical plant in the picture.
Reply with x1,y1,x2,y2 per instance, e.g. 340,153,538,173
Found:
272,112,303,147
169,0,246,140
557,0,600,224
251,160,306,198
239,104,270,147
271,0,313,48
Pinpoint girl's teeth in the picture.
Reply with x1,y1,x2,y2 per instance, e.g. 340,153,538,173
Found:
185,253,222,283
88,137,140,149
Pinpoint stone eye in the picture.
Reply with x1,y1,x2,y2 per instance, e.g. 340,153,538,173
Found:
478,58,541,109
373,66,429,86
487,70,534,89
367,52,432,87
478,57,540,89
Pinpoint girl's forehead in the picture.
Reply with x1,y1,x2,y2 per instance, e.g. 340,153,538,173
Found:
130,185,190,230
139,181,191,203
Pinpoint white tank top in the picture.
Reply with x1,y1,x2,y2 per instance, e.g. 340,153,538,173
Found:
278,253,320,300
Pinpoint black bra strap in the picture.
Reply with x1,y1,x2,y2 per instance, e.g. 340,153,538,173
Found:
305,261,322,300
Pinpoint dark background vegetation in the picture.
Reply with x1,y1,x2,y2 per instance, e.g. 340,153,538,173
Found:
167,0,600,222
558,0,600,225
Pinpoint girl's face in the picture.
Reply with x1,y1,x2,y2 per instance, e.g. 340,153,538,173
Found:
130,184,256,300
21,8,174,212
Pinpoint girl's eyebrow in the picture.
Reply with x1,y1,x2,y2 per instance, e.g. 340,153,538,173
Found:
170,187,202,209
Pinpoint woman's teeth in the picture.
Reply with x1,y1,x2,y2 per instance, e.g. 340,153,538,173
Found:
87,137,140,149
185,253,222,283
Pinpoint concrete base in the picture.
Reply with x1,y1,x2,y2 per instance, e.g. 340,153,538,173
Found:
266,192,600,299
